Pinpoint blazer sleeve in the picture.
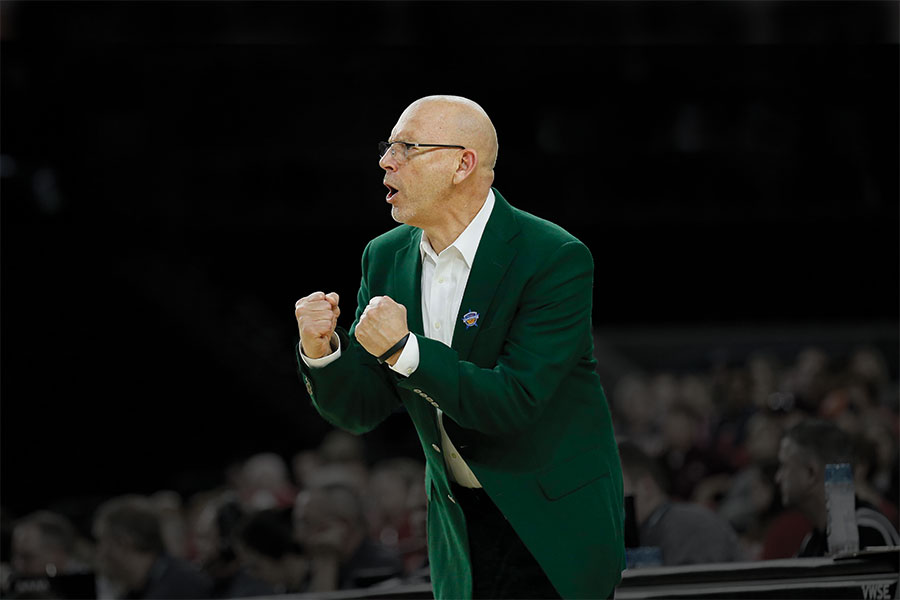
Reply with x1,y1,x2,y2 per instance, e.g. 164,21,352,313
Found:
296,242,403,434
395,239,596,436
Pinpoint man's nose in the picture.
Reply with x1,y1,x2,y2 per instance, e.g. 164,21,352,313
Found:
379,151,397,172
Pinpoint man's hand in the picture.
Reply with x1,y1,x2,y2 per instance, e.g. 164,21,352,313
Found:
295,291,340,359
355,296,409,365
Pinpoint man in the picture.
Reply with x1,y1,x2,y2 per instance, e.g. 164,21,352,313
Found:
294,95,624,599
774,418,899,557
11,510,88,578
92,495,213,599
191,493,275,598
617,441,744,566
8,510,95,598
292,483,404,591
231,508,309,595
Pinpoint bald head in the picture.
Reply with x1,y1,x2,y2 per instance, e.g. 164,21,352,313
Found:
400,95,498,172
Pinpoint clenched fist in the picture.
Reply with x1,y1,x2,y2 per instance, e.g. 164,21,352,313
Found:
295,291,340,359
355,296,409,365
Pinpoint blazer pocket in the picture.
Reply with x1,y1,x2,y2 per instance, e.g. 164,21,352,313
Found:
537,446,610,501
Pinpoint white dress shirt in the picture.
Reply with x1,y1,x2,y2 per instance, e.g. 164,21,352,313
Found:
302,190,495,488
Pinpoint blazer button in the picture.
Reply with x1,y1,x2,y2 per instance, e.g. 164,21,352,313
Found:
431,443,442,453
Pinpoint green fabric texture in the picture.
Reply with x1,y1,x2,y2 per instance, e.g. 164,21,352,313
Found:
297,189,625,599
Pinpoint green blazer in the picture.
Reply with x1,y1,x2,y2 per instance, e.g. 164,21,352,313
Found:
297,189,625,599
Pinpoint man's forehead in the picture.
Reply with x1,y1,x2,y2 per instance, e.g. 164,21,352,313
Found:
392,102,453,139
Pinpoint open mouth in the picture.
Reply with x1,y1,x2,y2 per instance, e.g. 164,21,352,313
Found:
385,182,400,201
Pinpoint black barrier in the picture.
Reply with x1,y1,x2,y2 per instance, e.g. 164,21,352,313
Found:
616,547,899,600
257,547,899,600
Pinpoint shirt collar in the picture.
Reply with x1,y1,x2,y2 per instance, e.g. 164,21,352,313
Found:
420,189,495,268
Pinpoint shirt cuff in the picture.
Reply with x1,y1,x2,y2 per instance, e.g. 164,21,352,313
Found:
299,333,341,368
389,333,419,377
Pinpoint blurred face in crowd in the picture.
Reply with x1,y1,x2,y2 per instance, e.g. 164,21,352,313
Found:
93,525,134,586
11,523,66,577
775,437,817,508
370,469,409,521
293,489,353,557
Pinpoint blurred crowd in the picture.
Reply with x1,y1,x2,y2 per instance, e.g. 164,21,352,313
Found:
1,431,427,599
1,343,897,598
613,343,899,563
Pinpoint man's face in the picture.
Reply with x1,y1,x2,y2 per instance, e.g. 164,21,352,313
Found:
92,526,133,585
379,102,460,228
775,437,816,508
11,524,58,576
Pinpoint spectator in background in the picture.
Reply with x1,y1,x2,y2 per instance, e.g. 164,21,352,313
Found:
853,433,899,529
293,483,403,592
6,510,96,599
148,492,188,561
403,470,429,577
657,400,729,501
234,453,297,511
773,419,899,557
316,429,370,493
612,373,662,456
367,457,428,575
92,495,212,599
618,441,744,566
191,493,274,598
232,508,308,595
291,449,324,492
712,411,785,551
11,511,91,578
783,346,831,414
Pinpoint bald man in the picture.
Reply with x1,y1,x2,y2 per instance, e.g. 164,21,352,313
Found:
294,95,625,599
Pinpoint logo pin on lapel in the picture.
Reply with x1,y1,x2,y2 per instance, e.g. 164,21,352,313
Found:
461,311,480,329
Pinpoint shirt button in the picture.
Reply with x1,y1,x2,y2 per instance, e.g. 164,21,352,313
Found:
433,321,441,330
431,443,442,453
438,277,445,284
451,453,459,459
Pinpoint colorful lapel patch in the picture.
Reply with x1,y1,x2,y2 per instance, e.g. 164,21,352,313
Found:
461,311,480,329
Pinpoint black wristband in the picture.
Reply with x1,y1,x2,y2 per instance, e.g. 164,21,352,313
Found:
376,332,411,364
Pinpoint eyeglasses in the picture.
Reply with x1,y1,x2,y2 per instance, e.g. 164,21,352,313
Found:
378,141,465,161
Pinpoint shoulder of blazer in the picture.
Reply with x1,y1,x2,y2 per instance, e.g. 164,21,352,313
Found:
493,189,586,252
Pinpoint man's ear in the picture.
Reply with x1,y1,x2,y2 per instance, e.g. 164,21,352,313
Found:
806,460,823,487
452,148,478,184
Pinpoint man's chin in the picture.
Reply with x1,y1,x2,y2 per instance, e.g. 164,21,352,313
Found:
390,206,411,225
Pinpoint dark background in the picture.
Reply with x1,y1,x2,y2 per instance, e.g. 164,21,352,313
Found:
1,1,897,516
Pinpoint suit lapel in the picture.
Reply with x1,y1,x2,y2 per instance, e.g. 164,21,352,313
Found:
392,228,425,337
451,189,519,361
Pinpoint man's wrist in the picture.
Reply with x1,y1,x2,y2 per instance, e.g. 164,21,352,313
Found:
377,332,410,364
300,333,341,368
388,333,419,376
